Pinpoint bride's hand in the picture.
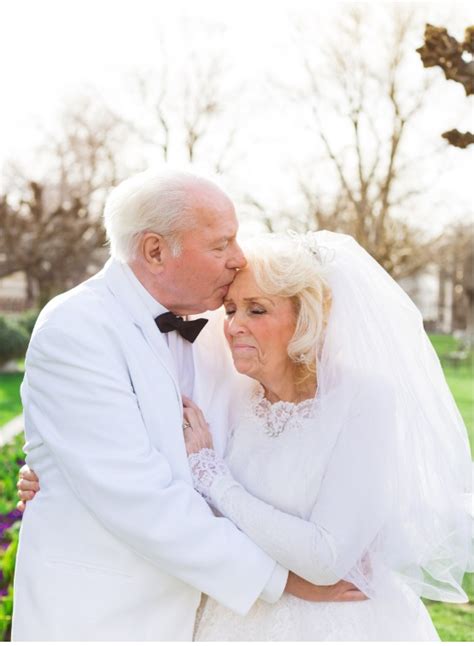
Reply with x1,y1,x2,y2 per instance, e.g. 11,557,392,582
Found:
182,396,213,456
285,572,367,602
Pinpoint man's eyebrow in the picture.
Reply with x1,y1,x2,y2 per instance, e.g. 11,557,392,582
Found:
215,231,237,240
210,236,231,245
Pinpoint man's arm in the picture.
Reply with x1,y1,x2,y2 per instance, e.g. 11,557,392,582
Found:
17,465,364,602
22,323,279,615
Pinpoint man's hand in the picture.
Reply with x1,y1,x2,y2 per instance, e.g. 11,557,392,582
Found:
17,464,40,512
285,571,367,602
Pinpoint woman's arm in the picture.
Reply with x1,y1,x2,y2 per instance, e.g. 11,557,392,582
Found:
185,382,394,589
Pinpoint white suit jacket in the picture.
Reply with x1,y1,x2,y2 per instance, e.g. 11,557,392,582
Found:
12,258,281,641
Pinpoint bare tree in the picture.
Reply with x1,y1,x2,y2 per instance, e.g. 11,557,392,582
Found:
111,25,241,173
0,19,243,308
417,24,474,148
44,95,129,215
437,221,474,332
271,7,443,279
0,180,106,307
0,96,128,307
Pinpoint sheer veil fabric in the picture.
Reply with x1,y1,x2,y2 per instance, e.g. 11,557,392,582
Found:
287,230,473,602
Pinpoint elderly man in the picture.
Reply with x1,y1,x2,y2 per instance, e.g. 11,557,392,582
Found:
13,169,361,641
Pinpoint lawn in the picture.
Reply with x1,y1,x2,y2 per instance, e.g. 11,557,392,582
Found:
0,373,23,427
0,334,473,640
429,334,474,453
425,573,474,642
423,336,474,641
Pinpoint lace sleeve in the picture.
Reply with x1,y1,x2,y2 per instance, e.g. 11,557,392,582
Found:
188,447,339,586
188,448,236,506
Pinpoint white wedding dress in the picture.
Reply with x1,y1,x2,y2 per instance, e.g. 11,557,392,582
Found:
192,384,440,642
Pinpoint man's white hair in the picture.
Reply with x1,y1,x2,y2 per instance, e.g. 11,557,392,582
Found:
103,168,226,262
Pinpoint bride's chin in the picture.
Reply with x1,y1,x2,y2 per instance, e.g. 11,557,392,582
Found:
232,358,256,377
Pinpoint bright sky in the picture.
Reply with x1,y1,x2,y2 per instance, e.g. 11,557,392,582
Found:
1,0,473,233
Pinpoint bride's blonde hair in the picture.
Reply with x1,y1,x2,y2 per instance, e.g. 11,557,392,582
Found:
242,234,332,379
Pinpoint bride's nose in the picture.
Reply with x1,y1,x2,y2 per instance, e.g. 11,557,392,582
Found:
226,312,247,335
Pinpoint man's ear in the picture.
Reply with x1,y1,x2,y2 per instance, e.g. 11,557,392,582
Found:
141,232,167,272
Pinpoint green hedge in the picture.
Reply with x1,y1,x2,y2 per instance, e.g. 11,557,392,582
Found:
0,319,28,367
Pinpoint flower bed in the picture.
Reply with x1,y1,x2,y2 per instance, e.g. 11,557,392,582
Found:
0,434,24,640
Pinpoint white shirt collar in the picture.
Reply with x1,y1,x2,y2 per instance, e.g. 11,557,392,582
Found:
120,262,168,320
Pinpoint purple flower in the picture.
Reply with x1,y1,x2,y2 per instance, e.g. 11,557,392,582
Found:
6,509,22,522
0,510,21,548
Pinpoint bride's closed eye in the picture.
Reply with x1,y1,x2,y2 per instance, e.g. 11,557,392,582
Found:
224,307,267,316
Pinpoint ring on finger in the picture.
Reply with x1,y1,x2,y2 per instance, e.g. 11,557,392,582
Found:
183,421,191,430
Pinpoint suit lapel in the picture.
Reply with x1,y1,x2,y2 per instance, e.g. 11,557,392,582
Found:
102,259,181,400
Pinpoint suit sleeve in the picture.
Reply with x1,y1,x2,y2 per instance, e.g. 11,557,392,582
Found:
23,323,281,614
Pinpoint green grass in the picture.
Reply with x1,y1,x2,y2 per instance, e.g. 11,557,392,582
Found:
424,573,474,642
428,334,474,454
424,335,473,640
0,373,23,427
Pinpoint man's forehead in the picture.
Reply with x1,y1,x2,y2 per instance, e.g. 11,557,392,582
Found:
191,203,238,233
187,181,234,210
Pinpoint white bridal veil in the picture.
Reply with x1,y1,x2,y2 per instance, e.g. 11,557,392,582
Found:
290,230,473,602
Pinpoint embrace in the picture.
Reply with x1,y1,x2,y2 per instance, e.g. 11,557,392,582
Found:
13,169,472,641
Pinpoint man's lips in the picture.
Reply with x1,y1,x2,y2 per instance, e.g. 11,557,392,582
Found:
219,282,233,294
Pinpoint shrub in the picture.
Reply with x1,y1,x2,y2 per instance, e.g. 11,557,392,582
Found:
0,318,28,368
16,310,39,337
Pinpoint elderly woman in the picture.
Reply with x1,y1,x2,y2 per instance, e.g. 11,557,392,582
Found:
182,231,472,641
18,231,472,641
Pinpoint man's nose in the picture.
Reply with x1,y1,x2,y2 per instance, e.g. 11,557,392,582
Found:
226,241,246,270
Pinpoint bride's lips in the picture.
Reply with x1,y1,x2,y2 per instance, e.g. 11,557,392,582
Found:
232,343,256,353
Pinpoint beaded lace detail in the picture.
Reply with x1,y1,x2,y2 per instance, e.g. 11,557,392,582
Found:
188,448,231,505
188,386,318,501
248,383,315,437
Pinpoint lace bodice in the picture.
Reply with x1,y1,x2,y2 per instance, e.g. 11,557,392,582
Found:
190,382,323,511
250,384,315,437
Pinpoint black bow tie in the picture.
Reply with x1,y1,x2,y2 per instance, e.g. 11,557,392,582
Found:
155,311,208,343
